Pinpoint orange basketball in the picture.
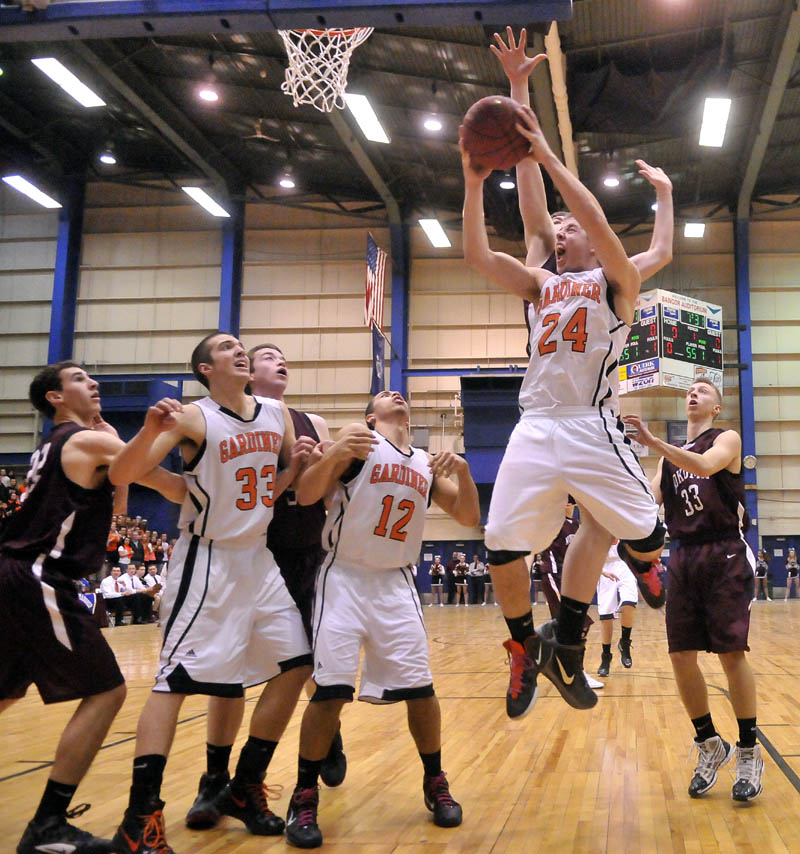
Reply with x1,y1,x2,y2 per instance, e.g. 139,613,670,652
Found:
461,96,529,172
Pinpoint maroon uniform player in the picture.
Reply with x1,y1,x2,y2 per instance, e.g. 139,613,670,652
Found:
625,378,764,802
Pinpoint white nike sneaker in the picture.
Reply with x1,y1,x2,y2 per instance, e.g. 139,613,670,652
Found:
584,671,604,689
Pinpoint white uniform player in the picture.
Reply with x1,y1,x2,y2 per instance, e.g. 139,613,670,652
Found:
596,541,639,620
157,395,310,694
485,266,658,555
315,432,433,701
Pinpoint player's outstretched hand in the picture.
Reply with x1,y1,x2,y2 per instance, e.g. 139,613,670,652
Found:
333,424,379,461
621,414,657,447
458,133,492,183
490,27,547,85
515,105,550,162
430,450,468,479
144,398,183,433
91,415,120,438
636,159,672,195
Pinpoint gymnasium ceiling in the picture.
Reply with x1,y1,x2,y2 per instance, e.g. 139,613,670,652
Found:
0,0,799,240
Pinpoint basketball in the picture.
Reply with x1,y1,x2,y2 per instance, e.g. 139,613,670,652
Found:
461,95,530,172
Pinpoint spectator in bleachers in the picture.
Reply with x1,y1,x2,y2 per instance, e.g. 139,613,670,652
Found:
106,522,120,570
99,567,127,626
124,564,151,624
118,536,133,571
143,564,164,620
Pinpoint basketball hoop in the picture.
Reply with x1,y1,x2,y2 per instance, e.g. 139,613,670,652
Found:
278,27,373,113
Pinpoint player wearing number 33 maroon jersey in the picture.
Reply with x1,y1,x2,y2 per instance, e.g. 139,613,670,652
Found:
280,390,480,848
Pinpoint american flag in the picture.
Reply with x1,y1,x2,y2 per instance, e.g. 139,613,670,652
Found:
365,232,387,331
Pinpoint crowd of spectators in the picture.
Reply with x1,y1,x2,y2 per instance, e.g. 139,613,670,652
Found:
0,467,26,529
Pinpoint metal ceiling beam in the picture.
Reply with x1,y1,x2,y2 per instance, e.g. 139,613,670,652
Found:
69,40,244,193
737,0,800,219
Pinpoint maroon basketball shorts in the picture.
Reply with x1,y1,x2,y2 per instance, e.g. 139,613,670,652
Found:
0,555,124,704
272,543,325,645
665,538,756,654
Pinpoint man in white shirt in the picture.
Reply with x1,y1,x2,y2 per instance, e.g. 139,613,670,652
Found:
467,555,485,605
142,565,164,620
122,564,150,624
99,566,127,625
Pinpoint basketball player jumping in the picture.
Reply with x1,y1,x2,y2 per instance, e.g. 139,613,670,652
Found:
0,362,184,854
185,342,346,835
282,390,480,848
108,332,314,854
624,380,764,801
462,105,666,718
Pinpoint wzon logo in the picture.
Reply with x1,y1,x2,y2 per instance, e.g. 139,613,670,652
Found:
629,359,658,376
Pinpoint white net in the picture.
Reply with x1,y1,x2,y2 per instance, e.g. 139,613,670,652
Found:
278,27,374,113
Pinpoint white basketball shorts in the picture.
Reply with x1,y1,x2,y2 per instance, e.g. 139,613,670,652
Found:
312,560,433,703
596,558,639,618
154,533,311,696
485,409,659,554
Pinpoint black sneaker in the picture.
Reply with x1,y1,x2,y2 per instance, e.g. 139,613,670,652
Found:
423,772,462,828
285,786,322,849
597,651,612,677
618,639,633,668
527,620,598,710
502,638,539,719
320,729,347,788
617,543,666,609
687,735,734,797
112,798,174,853
185,771,229,829
18,805,112,854
217,780,285,835
732,744,764,801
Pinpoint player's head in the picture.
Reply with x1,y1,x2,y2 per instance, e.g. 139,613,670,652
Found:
191,332,249,390
554,215,595,274
686,378,721,420
551,210,569,227
29,361,101,422
365,390,410,428
248,343,288,398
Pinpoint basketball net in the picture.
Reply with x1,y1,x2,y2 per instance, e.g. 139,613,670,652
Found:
278,28,373,113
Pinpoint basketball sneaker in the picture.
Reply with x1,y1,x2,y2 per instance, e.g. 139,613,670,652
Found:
285,785,322,849
112,797,174,853
423,772,462,827
584,671,604,689
618,638,633,668
597,650,613,677
216,779,285,834
319,729,347,788
526,620,598,710
17,805,112,854
732,744,764,801
502,638,539,719
687,735,734,797
185,770,229,829
617,544,666,609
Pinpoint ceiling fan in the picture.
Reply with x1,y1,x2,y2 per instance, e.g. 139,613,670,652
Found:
244,118,280,143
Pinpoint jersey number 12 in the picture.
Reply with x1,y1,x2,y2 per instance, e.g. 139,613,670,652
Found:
373,495,415,542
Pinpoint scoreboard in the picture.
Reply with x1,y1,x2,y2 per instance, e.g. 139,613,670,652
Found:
619,289,723,395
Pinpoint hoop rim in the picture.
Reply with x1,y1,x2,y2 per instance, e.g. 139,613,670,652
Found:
282,27,370,37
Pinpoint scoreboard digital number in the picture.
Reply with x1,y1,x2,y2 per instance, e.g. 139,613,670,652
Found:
619,289,723,395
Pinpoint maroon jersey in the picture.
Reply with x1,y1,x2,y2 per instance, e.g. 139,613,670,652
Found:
0,422,113,579
267,408,326,551
547,514,580,572
661,427,750,544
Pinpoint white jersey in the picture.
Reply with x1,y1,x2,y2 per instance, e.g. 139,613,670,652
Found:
178,395,284,544
520,267,630,415
322,431,432,571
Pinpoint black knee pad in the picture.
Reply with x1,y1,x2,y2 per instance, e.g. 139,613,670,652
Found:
622,518,665,554
486,548,530,567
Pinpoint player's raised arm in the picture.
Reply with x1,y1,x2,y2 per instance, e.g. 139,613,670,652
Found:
461,140,547,301
623,414,741,478
491,27,554,266
630,160,674,281
651,457,664,506
516,106,641,317
271,400,315,501
429,451,480,528
295,423,378,506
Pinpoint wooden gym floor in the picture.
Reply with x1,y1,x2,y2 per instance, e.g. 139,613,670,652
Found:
2,600,800,853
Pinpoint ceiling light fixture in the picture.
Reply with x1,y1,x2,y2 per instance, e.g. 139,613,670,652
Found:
423,116,443,132
98,143,116,165
344,93,390,144
198,87,219,102
418,218,451,248
278,173,296,189
499,172,516,190
31,57,105,108
603,175,620,188
699,97,731,147
181,186,230,217
684,222,705,238
2,175,62,209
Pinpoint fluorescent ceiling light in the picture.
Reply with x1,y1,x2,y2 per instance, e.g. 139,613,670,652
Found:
344,93,390,144
181,186,230,217
424,117,443,132
31,57,105,108
2,175,61,209
684,222,705,238
603,176,620,188
699,97,731,147
198,87,219,102
418,218,451,248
